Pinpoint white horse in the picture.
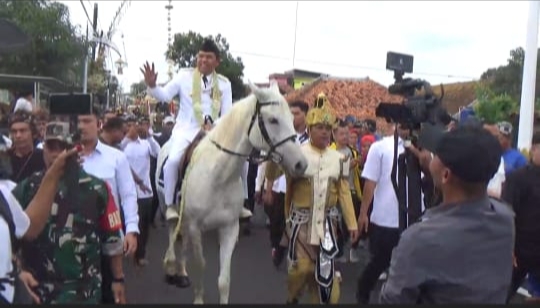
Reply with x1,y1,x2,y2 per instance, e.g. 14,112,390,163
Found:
158,82,308,304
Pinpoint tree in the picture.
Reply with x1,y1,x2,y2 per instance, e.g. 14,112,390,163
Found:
480,47,540,103
474,84,519,124
167,31,246,100
130,80,147,97
0,0,87,86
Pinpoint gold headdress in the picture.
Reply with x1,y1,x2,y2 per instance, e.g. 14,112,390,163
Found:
306,92,338,127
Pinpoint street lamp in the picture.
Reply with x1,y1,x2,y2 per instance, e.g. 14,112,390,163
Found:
83,35,123,93
115,57,127,75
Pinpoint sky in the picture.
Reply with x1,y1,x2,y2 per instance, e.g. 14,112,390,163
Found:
60,1,531,92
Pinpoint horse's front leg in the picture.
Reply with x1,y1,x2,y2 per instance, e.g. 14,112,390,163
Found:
177,231,191,287
217,220,240,304
189,224,206,304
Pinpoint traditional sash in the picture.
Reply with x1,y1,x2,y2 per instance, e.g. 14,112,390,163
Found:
287,206,340,304
192,69,222,125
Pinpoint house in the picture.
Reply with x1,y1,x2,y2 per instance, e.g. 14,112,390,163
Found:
431,80,478,115
269,68,329,90
285,76,402,134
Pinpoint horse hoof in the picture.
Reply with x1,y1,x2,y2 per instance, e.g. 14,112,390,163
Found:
164,274,179,286
176,275,191,288
193,299,204,305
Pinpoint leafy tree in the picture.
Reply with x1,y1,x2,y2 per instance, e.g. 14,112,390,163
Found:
474,83,519,124
167,31,246,99
130,80,147,97
480,47,540,103
0,0,86,86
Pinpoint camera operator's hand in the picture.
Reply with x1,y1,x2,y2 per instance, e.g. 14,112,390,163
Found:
19,270,41,304
358,213,369,234
405,143,432,171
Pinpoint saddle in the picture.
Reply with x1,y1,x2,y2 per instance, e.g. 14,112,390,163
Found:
177,130,207,190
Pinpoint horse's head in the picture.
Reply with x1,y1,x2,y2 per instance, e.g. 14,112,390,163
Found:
247,82,308,176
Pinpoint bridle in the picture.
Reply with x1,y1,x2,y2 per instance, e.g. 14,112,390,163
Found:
209,100,297,164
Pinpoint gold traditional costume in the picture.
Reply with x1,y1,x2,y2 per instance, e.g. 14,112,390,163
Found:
265,93,358,304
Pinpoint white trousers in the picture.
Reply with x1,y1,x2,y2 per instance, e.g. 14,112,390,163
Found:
163,126,199,206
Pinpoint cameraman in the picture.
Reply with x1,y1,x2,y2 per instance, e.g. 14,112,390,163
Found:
12,124,125,304
0,137,78,304
379,126,514,304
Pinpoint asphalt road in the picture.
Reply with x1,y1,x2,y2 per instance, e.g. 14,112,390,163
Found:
123,208,527,304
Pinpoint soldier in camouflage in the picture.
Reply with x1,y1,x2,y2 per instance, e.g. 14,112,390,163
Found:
12,121,126,304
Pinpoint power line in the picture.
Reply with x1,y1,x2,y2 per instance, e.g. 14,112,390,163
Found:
79,0,93,27
229,50,477,80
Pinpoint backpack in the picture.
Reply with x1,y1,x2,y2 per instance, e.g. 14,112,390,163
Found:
0,192,33,305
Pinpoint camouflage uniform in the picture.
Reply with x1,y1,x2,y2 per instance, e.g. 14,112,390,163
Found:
12,168,124,304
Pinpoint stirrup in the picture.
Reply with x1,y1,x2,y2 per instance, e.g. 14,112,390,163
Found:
166,207,179,221
240,208,252,218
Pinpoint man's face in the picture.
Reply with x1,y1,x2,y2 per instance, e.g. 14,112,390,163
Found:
103,113,116,124
333,126,349,146
196,51,219,75
110,129,125,144
349,132,358,147
43,139,68,168
290,107,306,131
36,120,47,139
10,122,33,149
163,121,174,134
309,124,332,149
361,139,373,156
126,121,139,138
77,115,100,143
429,155,451,190
139,120,150,134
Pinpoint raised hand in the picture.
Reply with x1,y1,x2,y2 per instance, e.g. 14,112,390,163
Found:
140,61,158,88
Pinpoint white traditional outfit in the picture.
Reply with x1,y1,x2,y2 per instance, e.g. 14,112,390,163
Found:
148,68,232,219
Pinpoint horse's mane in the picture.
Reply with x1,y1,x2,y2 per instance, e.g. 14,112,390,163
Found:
207,94,256,147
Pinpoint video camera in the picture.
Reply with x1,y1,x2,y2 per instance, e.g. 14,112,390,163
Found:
376,52,452,151
373,52,452,231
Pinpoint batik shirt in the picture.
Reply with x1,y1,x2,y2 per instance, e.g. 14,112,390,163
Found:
12,168,123,304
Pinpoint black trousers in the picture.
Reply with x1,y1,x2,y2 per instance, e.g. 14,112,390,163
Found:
149,157,160,222
263,192,285,249
135,197,153,260
356,223,400,304
507,253,540,302
340,190,361,245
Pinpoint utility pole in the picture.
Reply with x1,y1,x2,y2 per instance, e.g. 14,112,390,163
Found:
517,0,540,150
91,3,98,61
83,24,89,94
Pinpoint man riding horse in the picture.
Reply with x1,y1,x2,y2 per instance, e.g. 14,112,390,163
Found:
141,39,252,222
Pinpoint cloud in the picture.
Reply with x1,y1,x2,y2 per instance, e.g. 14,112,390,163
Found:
60,0,531,91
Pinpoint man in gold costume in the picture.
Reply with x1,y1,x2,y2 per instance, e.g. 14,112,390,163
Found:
265,93,359,304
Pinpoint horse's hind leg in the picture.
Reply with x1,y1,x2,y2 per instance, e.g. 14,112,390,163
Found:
217,221,240,304
189,225,206,304
163,218,179,279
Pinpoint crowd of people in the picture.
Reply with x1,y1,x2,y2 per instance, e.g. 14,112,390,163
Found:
0,37,538,305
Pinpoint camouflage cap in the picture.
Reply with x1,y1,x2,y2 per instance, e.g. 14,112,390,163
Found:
44,122,73,144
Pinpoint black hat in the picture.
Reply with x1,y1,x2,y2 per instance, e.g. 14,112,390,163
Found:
434,126,502,183
200,38,220,59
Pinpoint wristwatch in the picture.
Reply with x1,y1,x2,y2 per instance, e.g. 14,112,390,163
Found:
112,276,125,283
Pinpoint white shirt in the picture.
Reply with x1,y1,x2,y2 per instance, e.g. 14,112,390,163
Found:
2,136,11,149
0,180,30,303
362,136,405,228
487,158,506,198
82,141,139,234
13,98,33,113
147,69,233,132
121,137,160,199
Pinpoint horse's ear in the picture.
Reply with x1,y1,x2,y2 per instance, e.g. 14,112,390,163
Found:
248,81,260,95
269,80,280,93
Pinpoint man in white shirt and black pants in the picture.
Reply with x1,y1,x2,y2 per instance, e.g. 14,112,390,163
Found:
356,125,410,304
121,116,160,266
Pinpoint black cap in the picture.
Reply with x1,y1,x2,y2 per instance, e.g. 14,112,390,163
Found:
200,38,220,59
434,126,502,183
